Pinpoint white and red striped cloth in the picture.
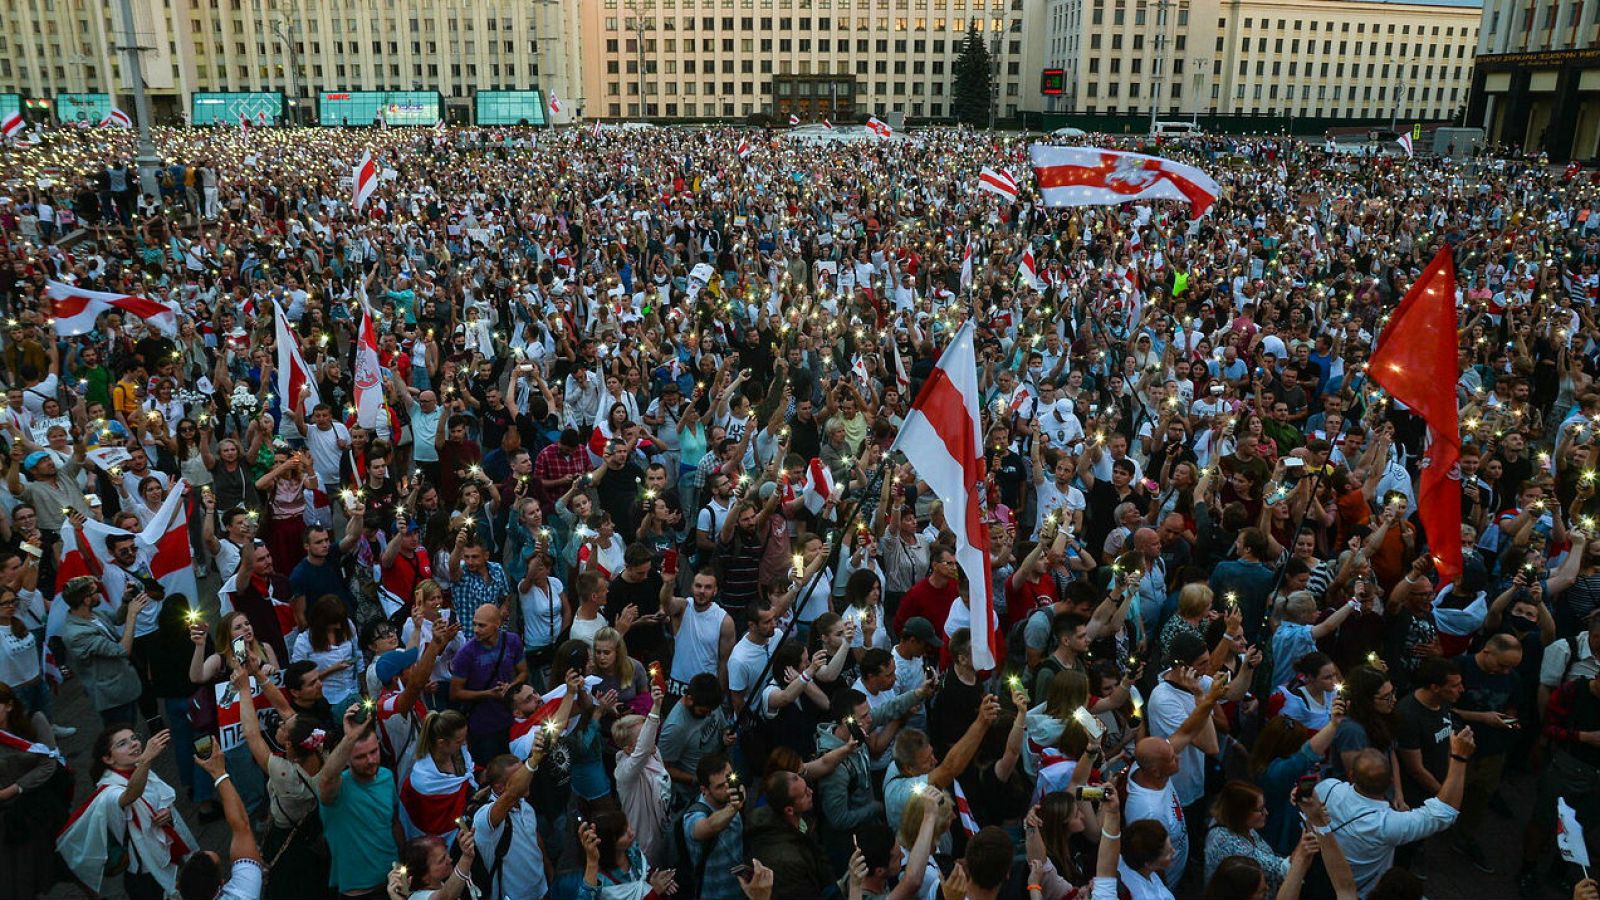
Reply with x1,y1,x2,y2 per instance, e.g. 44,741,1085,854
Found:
274,299,320,417
1030,143,1220,219
399,749,477,838
46,280,178,337
0,111,24,141
802,457,836,515
98,108,132,129
352,150,379,212
866,116,892,138
977,166,1020,201
890,322,997,669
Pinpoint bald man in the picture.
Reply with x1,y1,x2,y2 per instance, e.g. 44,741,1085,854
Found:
1130,526,1169,634
1124,673,1230,891
451,603,527,763
1315,729,1473,897
1449,633,1524,862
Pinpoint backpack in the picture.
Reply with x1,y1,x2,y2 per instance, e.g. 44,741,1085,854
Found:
1556,634,1589,688
466,796,519,899
671,800,716,899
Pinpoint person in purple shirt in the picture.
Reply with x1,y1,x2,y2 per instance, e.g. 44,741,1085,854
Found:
449,603,526,764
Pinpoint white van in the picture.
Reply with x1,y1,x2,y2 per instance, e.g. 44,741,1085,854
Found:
1151,121,1200,137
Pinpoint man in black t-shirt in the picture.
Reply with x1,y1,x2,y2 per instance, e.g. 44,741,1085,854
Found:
590,437,647,535
1394,656,1464,810
606,543,670,666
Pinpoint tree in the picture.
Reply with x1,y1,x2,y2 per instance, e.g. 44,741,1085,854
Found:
952,25,993,127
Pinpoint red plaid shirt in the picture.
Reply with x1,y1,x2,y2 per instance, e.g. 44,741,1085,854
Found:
532,443,590,505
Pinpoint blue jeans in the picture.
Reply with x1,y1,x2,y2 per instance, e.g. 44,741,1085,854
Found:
162,696,214,804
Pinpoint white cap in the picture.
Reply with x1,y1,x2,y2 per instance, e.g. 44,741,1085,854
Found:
1052,398,1075,420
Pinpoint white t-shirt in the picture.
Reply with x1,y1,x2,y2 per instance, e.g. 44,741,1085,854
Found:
20,374,58,416
472,792,547,900
304,421,351,486
516,576,566,651
290,627,360,704
1147,674,1212,807
1124,764,1186,892
727,635,775,710
218,858,265,900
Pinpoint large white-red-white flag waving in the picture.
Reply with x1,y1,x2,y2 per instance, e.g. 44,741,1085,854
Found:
46,280,178,337
0,112,24,141
274,299,320,416
977,166,1020,201
353,299,383,428
866,116,893,138
549,92,563,115
1030,144,1220,219
98,108,132,129
890,320,997,668
352,150,379,212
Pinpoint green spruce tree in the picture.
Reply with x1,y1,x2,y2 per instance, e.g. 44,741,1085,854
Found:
952,25,993,127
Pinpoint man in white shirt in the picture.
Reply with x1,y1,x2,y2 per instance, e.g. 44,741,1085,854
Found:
726,594,783,716
1125,671,1229,891
291,399,352,489
472,744,549,900
1314,728,1474,897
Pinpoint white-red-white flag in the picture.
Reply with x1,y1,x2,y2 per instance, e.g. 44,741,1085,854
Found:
977,166,1019,201
238,112,249,137
850,353,872,390
46,280,178,337
1019,247,1046,292
1396,133,1414,159
142,479,200,606
352,150,379,212
822,118,834,130
788,114,800,125
274,299,320,416
888,333,911,398
257,110,268,127
890,321,996,668
98,108,132,129
866,116,892,138
549,92,563,115
802,457,836,516
0,112,24,141
1029,144,1221,219
960,241,975,292
353,299,383,428
736,139,754,159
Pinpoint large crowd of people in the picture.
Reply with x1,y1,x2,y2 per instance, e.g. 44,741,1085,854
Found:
0,118,1596,900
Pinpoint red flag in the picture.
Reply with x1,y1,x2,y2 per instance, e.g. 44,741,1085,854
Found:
1368,247,1462,583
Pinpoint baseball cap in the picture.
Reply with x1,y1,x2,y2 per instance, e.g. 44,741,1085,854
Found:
374,647,421,686
22,451,48,471
901,617,943,649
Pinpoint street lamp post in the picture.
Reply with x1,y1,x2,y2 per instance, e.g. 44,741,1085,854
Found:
627,0,652,119
113,0,161,198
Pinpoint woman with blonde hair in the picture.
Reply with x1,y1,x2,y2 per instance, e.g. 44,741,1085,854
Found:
400,709,477,840
892,786,959,896
592,626,650,715
1157,582,1214,664
189,610,279,683
396,579,463,709
610,682,671,864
